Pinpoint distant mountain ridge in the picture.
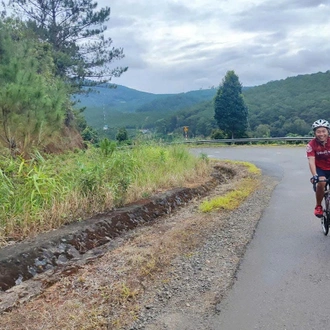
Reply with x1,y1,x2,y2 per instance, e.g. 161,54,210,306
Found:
76,84,219,129
74,84,171,113
135,88,218,112
78,70,330,138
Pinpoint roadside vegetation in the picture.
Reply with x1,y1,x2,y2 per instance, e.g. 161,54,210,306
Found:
199,161,261,212
0,5,257,249
0,160,262,329
0,143,211,246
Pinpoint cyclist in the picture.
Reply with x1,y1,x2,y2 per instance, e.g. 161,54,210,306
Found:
307,119,330,217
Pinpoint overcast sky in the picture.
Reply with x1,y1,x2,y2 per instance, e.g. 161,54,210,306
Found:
100,0,329,94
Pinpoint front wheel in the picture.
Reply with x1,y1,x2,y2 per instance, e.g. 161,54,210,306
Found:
321,212,329,236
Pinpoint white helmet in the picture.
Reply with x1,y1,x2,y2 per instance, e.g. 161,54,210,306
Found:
312,119,330,131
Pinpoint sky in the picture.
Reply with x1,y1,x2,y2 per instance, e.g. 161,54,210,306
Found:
98,0,330,94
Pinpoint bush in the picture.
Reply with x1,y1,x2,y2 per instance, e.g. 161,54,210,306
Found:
210,129,227,139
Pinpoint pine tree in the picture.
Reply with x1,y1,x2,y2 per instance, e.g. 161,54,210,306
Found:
0,18,69,156
7,0,127,90
214,70,248,138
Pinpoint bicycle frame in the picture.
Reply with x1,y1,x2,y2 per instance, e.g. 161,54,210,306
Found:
313,178,330,235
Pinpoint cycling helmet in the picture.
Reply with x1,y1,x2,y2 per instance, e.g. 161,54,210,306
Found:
312,119,330,131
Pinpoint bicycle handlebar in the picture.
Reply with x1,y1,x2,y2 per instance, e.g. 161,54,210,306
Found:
312,178,330,192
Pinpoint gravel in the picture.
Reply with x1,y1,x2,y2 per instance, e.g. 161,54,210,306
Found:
125,175,278,330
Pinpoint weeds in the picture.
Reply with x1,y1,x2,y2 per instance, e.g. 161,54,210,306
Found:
99,138,116,157
0,143,211,244
199,177,260,213
199,159,261,213
199,152,209,163
222,159,261,175
120,283,139,301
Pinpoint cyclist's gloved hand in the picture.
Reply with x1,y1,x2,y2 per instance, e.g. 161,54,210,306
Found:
311,175,319,184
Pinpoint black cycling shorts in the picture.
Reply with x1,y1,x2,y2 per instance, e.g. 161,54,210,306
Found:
316,168,330,178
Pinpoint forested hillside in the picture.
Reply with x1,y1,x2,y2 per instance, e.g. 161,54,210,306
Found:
79,86,218,136
80,71,330,139
168,71,330,138
145,71,330,138
135,89,217,112
245,71,330,137
76,85,173,113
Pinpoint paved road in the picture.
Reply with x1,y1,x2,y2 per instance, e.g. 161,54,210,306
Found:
191,146,330,330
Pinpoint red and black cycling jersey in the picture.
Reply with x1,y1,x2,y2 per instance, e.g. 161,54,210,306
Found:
306,137,330,170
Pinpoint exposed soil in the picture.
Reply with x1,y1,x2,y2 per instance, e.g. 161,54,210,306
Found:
0,161,278,329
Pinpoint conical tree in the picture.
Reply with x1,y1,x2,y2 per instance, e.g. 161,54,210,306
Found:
214,70,248,138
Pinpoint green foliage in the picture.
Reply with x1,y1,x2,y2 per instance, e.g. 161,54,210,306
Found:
76,162,104,196
199,183,251,212
111,176,131,207
81,126,99,144
7,0,127,89
199,153,209,163
0,167,15,215
249,124,271,138
199,177,259,213
214,71,248,138
116,128,129,142
148,71,330,138
77,86,217,134
0,18,69,156
210,129,227,139
245,71,330,136
0,155,66,225
99,138,116,157
0,143,206,239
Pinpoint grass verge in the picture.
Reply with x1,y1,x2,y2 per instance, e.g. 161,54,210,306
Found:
199,160,261,212
0,143,210,246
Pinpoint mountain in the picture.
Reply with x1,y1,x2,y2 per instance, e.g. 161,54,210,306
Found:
135,89,217,113
78,70,330,138
245,71,330,136
76,85,218,131
74,84,171,113
170,71,330,138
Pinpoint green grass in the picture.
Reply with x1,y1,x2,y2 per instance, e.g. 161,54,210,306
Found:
221,159,261,175
0,142,210,243
199,159,261,213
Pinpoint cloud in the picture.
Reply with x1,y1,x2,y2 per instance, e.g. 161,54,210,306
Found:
97,0,330,93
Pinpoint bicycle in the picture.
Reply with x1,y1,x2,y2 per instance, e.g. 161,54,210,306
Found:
313,178,330,235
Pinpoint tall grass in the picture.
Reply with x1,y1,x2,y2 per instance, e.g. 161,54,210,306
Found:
0,143,210,244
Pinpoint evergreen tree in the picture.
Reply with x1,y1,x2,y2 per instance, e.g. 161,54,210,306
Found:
116,128,128,142
0,18,70,156
7,0,127,90
214,70,248,138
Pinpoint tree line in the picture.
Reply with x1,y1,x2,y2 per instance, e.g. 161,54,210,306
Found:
142,71,330,139
82,70,329,141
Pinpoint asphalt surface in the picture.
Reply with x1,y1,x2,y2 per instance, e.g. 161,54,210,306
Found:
191,146,330,330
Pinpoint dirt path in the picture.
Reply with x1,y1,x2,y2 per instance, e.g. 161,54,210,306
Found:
0,163,278,330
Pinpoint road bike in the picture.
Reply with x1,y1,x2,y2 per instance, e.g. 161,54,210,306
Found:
313,178,330,235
